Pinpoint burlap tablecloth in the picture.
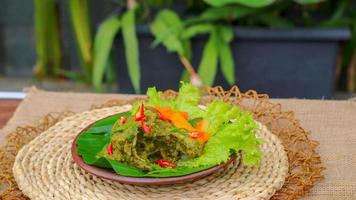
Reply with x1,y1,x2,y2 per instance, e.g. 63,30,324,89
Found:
1,87,356,199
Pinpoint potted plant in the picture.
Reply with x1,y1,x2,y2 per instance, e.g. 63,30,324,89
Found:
114,0,352,98
32,0,354,98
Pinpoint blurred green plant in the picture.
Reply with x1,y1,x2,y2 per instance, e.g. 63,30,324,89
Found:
151,0,355,88
33,0,62,79
80,0,141,93
68,0,93,83
33,0,355,92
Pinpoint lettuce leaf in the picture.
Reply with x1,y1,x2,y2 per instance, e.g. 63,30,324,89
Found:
146,82,204,119
203,100,241,134
179,100,262,167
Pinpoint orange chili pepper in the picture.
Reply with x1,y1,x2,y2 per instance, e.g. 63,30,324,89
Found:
155,107,188,120
195,119,208,131
155,106,209,143
189,131,209,144
170,112,195,131
179,111,188,120
155,107,173,118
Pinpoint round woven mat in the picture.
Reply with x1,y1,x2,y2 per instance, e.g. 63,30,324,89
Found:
13,105,288,200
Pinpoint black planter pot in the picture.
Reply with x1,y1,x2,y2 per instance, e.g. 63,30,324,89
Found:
116,26,351,99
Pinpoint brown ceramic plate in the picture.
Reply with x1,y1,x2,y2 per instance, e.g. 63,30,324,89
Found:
72,133,239,186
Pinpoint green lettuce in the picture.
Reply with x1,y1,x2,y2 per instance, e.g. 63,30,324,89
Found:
146,83,262,167
179,100,262,167
146,82,204,119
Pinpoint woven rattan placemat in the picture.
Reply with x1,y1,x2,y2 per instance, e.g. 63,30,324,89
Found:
12,105,288,200
0,86,324,199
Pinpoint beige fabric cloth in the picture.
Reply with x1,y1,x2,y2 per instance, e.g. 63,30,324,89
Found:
1,87,356,199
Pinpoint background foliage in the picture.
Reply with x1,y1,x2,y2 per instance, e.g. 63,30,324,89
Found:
33,0,355,93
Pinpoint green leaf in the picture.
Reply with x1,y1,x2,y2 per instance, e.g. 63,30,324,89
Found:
181,24,213,39
200,5,256,21
104,52,116,85
34,0,62,78
204,0,276,8
150,9,185,56
76,131,111,160
144,165,213,177
92,15,121,92
108,159,146,177
176,82,201,106
256,13,294,28
319,0,351,28
180,100,261,167
182,40,192,60
146,83,204,119
47,0,62,77
204,100,241,134
122,9,141,94
293,0,325,5
175,82,204,119
85,125,112,134
218,26,234,42
145,87,170,107
198,30,219,86
218,40,235,85
69,0,93,81
330,0,348,21
34,0,49,78
59,69,85,82
217,26,235,84
180,70,190,82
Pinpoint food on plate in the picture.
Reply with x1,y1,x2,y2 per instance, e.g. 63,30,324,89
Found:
77,82,262,177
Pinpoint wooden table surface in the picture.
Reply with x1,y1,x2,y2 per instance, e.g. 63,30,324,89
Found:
0,100,21,129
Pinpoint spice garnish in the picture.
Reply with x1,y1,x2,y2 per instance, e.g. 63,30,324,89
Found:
155,106,209,143
155,159,177,168
135,103,146,121
120,116,126,124
107,143,113,155
141,121,151,133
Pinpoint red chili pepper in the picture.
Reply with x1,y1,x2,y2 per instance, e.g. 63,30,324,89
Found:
120,116,126,124
135,103,146,121
155,159,176,168
107,143,113,155
141,121,151,133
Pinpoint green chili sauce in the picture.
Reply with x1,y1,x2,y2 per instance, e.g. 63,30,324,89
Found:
100,109,204,171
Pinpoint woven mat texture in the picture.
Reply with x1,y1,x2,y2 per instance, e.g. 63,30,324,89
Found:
12,105,289,200
1,86,355,199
